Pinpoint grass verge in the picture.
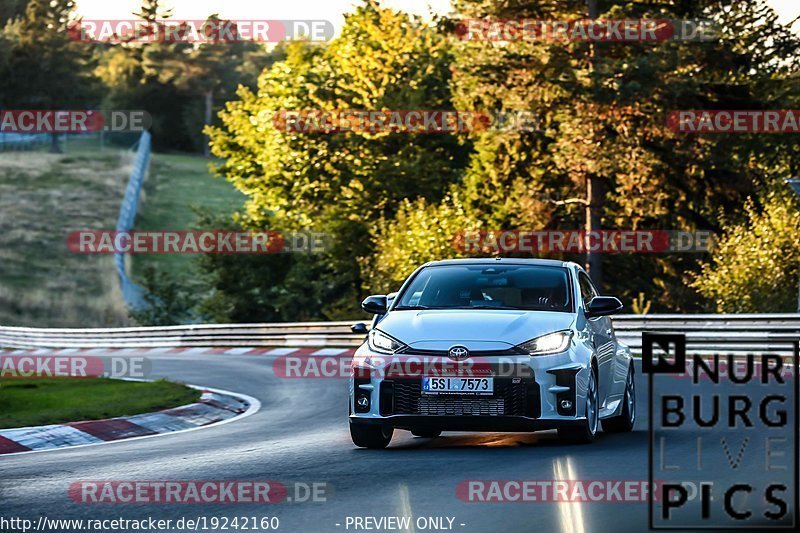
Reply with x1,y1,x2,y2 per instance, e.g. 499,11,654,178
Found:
0,377,201,429
0,138,243,327
131,152,244,283
0,139,131,327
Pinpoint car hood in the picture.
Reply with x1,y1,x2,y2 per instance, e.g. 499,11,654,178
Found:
376,309,575,350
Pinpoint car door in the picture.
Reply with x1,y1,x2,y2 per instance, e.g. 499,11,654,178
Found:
578,271,615,407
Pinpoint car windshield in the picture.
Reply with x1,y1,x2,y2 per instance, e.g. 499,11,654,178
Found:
395,264,572,312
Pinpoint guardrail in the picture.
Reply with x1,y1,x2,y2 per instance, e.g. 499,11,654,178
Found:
611,314,799,354
1,314,799,351
115,131,152,309
0,132,49,150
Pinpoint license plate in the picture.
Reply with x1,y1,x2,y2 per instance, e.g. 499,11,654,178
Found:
421,377,494,395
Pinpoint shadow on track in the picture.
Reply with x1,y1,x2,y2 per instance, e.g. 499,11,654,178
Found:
353,428,649,451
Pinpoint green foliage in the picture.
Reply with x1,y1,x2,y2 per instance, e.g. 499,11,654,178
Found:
0,0,101,150
208,8,465,228
630,292,652,315
4,0,800,322
445,0,800,307
362,193,479,292
197,252,335,323
692,190,800,313
97,1,280,152
199,0,800,318
206,2,469,317
130,266,200,325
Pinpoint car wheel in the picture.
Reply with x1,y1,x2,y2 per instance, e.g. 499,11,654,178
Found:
558,365,599,444
602,364,635,433
411,429,442,438
350,420,393,449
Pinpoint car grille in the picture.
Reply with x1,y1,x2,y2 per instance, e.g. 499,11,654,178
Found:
381,378,539,417
418,396,505,416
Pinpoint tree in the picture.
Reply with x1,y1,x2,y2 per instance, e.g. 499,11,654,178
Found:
445,0,800,309
362,194,480,292
130,266,199,325
97,2,279,152
155,15,278,155
1,0,100,152
206,1,469,318
95,0,194,151
692,189,800,312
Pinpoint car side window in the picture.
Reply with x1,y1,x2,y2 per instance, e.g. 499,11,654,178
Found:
578,272,598,310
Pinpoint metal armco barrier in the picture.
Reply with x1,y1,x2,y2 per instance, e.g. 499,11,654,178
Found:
115,130,152,309
1,314,799,351
0,132,49,150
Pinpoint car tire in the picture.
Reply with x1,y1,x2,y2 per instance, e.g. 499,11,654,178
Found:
558,365,599,444
411,429,442,438
602,364,635,433
350,420,393,449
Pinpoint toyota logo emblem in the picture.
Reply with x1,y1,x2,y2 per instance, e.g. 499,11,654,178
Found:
448,346,470,361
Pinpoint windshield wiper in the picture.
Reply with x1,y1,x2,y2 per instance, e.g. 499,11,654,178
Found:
393,305,432,310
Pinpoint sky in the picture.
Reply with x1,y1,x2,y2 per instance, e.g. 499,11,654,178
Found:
74,1,451,34
74,0,800,34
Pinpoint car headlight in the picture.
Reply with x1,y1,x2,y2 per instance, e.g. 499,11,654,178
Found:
517,331,573,356
367,329,407,354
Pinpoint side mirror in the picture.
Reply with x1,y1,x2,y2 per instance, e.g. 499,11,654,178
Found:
586,296,623,318
361,294,388,315
351,322,369,334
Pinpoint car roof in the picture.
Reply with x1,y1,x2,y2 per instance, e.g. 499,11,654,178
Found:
423,257,577,269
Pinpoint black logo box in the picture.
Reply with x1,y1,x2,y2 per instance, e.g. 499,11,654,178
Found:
643,332,799,530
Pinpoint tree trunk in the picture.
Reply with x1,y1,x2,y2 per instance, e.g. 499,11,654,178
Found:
584,0,603,287
796,272,800,313
49,132,61,154
203,90,213,157
585,174,603,285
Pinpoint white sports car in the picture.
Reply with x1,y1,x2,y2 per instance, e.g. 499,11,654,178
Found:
349,258,635,448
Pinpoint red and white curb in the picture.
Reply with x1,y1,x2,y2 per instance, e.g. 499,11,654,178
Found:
0,385,260,456
1,347,356,357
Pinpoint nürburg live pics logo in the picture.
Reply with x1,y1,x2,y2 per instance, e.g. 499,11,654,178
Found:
644,332,799,529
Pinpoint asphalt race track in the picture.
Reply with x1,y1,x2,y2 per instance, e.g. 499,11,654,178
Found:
1,351,796,533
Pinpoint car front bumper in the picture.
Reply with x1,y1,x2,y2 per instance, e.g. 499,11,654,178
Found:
348,414,587,432
349,348,593,431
